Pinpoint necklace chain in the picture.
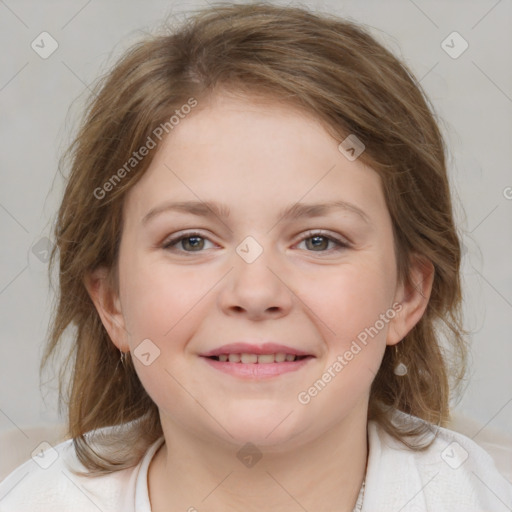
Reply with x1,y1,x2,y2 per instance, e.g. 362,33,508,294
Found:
352,430,369,511
352,477,365,512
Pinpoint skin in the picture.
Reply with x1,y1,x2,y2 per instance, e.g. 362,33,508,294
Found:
86,90,434,512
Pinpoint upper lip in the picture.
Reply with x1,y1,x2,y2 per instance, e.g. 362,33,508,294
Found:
200,342,313,357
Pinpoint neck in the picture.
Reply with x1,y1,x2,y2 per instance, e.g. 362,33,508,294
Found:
148,408,368,512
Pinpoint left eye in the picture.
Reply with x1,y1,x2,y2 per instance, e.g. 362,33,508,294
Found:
296,231,349,252
162,231,349,254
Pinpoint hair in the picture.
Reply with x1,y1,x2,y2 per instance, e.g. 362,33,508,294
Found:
41,1,469,476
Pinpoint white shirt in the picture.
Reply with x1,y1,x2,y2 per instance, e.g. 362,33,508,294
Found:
1,410,511,511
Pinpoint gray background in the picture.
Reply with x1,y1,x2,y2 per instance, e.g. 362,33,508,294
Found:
0,0,511,439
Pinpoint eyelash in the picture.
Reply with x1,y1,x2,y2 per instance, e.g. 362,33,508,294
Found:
161,230,350,255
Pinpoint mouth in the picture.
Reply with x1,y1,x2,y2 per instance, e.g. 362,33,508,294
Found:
205,353,311,363
199,343,315,378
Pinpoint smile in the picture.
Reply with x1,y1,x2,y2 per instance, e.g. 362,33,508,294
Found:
209,353,308,363
200,353,315,378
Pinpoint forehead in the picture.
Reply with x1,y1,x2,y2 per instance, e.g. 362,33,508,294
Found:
123,91,387,226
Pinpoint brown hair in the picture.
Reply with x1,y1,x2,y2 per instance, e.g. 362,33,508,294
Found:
41,1,469,476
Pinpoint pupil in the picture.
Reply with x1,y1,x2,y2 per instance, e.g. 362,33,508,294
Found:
185,236,203,250
309,236,326,250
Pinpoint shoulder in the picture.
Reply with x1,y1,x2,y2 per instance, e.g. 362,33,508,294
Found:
0,430,140,512
364,410,512,512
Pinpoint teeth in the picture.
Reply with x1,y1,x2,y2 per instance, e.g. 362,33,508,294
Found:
215,353,299,363
257,354,275,364
241,353,258,364
275,352,287,362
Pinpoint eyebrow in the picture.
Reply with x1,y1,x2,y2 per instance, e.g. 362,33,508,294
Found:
141,199,371,226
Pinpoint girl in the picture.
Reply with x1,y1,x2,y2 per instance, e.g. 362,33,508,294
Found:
1,2,511,511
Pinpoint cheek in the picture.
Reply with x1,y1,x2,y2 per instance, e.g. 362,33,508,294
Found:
120,255,206,339
294,261,395,414
119,260,209,410
298,260,395,396
304,256,396,351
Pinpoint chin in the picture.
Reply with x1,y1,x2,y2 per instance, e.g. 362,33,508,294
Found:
211,410,303,447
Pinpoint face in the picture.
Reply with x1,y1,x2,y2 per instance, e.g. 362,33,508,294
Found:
93,91,428,450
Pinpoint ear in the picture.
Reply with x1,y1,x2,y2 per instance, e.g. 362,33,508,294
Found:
386,254,435,346
83,266,129,352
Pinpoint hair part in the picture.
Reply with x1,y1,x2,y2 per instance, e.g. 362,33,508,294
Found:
41,1,469,477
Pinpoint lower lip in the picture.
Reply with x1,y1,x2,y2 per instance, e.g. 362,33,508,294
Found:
200,356,314,378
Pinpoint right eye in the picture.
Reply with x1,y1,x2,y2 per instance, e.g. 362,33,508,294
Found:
162,232,216,253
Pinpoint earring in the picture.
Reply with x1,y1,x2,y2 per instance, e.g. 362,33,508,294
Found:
115,350,129,376
393,344,408,376
120,350,129,369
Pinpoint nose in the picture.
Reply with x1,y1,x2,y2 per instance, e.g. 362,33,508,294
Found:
218,243,294,321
